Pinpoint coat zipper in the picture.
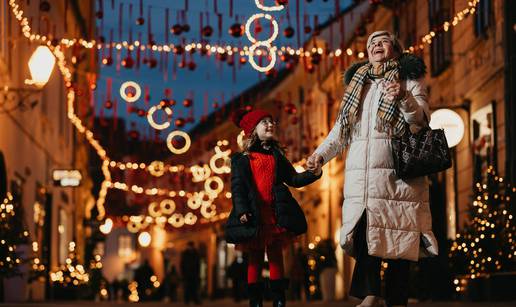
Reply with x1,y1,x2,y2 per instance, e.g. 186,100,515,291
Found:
363,82,375,220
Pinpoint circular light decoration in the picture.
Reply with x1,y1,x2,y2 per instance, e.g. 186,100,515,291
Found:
148,161,166,177
210,140,231,174
254,0,284,11
168,213,185,228
190,164,211,182
147,104,172,130
138,231,152,247
166,130,191,154
160,199,176,215
127,220,141,233
429,109,465,148
245,13,279,72
201,203,217,219
187,192,205,210
119,81,142,103
205,176,224,198
245,14,279,44
148,202,161,217
184,212,198,225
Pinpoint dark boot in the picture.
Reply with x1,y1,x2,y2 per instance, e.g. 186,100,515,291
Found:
269,279,289,307
248,282,264,307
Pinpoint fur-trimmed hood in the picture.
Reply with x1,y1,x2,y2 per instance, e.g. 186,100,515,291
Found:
343,53,426,85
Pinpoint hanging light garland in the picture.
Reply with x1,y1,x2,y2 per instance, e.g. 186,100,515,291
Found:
8,0,482,72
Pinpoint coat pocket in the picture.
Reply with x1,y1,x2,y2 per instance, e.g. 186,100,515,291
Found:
224,209,258,244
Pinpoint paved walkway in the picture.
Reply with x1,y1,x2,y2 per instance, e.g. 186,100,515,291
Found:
2,298,515,307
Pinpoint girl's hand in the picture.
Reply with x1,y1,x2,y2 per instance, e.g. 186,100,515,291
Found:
239,213,250,224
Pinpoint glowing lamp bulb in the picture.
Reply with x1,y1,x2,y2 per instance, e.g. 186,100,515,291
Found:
26,46,56,87
99,218,113,234
138,231,152,247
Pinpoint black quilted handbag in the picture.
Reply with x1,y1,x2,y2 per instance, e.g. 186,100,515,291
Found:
391,125,452,180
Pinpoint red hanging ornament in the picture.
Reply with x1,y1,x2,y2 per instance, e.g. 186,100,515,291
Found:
183,99,193,107
173,45,184,55
244,105,253,112
265,68,277,78
229,23,243,37
137,109,146,117
216,52,228,62
213,102,219,109
147,57,158,68
286,61,295,70
284,26,295,38
187,61,197,71
102,56,113,66
121,56,134,68
239,57,247,65
104,100,113,109
291,116,299,125
159,98,170,107
304,26,312,34
39,1,51,12
136,17,145,25
202,25,213,37
311,53,322,65
171,24,183,35
276,0,288,5
175,118,186,128
96,11,104,19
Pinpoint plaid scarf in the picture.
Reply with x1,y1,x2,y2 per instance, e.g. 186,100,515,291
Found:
337,59,406,145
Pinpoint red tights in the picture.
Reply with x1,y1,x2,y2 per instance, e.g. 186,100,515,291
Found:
247,243,284,284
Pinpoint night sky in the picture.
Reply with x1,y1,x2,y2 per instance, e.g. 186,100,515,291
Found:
96,0,352,135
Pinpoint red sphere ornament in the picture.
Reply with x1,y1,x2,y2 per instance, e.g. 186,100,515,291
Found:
121,56,134,68
286,61,295,70
95,11,104,19
311,53,322,65
213,102,219,109
186,116,195,123
169,99,176,106
187,61,197,71
159,99,169,107
284,103,297,114
128,130,140,140
98,36,106,43
175,118,186,128
201,115,208,123
304,26,312,34
171,24,183,35
265,68,277,77
178,61,186,69
307,65,315,74
183,99,193,108
202,26,213,37
173,45,184,55
136,17,145,25
137,109,146,117
291,116,299,125
216,52,228,62
239,57,247,65
50,38,60,47
147,57,158,68
244,105,253,112
104,100,113,109
182,24,191,32
276,0,289,5
227,58,235,66
229,23,243,37
284,27,295,38
102,56,113,66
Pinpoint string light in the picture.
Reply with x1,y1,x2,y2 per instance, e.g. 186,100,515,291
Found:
254,0,284,11
166,130,191,154
245,12,279,72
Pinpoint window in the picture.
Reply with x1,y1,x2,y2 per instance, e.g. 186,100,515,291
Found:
474,0,492,38
428,0,452,76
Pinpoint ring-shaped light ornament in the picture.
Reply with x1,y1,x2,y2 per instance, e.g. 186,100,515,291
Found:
126,221,141,233
210,146,231,175
148,202,162,217
147,104,172,130
201,203,217,219
245,13,278,44
187,192,204,210
160,199,176,215
168,213,185,228
120,81,142,103
205,176,224,198
184,212,198,225
248,43,277,72
190,164,211,182
254,0,284,11
166,130,191,154
148,161,166,177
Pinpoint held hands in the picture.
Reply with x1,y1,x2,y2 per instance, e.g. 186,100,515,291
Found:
382,80,407,103
239,213,250,224
306,153,323,176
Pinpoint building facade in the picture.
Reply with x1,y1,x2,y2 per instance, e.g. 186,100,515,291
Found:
0,0,95,301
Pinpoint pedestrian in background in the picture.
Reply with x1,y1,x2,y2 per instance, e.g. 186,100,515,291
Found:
225,108,322,307
180,241,201,305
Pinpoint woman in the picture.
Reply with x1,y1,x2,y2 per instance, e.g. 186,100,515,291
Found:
306,31,438,307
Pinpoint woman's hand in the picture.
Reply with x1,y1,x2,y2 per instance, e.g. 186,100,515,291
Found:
307,153,323,171
383,80,407,102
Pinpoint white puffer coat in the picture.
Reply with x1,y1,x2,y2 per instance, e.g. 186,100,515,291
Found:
315,76,439,261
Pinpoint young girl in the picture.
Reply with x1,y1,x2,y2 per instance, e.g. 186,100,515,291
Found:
225,108,321,307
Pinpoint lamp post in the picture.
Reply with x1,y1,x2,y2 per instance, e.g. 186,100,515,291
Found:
1,46,56,113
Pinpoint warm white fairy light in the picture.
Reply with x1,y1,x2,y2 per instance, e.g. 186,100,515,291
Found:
147,104,172,130
119,81,142,103
205,176,224,198
245,12,279,72
209,140,231,174
191,164,212,182
254,0,284,11
166,130,191,154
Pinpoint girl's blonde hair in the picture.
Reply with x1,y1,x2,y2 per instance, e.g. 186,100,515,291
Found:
240,129,284,155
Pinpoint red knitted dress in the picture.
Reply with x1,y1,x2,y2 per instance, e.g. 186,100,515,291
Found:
239,148,294,251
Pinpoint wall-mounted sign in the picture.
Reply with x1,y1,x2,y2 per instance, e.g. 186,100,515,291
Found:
429,109,465,148
52,169,82,187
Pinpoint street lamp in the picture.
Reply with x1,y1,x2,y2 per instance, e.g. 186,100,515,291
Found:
1,46,56,112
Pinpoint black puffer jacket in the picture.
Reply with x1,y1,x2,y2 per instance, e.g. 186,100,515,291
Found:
225,148,321,244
